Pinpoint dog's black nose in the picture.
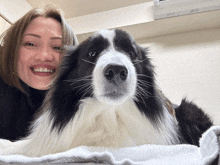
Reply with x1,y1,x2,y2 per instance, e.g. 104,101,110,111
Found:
104,64,128,83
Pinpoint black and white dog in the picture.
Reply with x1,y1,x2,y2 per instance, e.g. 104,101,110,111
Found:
0,29,212,157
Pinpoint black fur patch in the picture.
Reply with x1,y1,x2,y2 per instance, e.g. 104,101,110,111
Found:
114,29,164,125
50,35,110,131
175,99,213,146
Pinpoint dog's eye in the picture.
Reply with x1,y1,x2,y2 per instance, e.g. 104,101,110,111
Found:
128,51,136,59
88,49,97,57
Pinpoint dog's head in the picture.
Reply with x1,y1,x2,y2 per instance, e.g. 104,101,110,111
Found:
49,29,162,131
57,29,154,104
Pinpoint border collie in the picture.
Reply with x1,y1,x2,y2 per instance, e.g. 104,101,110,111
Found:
0,29,212,157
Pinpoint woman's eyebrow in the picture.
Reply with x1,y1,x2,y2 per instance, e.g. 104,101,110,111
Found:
51,37,62,40
23,33,41,38
23,34,62,40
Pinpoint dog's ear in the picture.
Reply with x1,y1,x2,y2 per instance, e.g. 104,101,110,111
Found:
134,46,165,124
54,45,81,83
139,47,154,73
61,46,79,69
47,45,82,132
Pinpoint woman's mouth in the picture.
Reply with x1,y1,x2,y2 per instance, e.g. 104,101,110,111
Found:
32,68,55,73
30,65,56,76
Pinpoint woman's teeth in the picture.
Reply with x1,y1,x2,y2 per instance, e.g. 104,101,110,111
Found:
33,68,55,73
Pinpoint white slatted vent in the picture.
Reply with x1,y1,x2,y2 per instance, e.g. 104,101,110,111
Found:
154,0,220,20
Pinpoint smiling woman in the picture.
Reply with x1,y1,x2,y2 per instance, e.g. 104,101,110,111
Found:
17,17,63,90
0,6,78,141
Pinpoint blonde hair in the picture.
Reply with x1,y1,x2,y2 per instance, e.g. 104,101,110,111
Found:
0,6,78,93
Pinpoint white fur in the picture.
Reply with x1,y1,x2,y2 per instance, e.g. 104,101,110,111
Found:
93,29,115,45
1,98,179,157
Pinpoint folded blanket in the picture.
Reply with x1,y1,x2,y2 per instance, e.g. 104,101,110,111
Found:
0,126,219,165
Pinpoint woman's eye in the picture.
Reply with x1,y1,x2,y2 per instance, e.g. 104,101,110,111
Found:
53,46,63,52
53,46,61,50
24,42,35,47
88,49,97,57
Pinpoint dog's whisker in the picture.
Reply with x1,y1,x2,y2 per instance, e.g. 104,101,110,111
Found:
82,59,96,65
65,79,91,84
70,82,91,92
80,85,93,99
136,85,159,104
70,80,87,85
76,87,87,95
133,59,147,65
137,82,155,97
138,83,153,88
64,75,92,83
135,91,148,107
69,79,92,85
65,78,92,88
137,83,158,98
137,85,151,97
138,84,153,89
136,88,147,100
79,86,92,99
137,80,154,87
75,82,91,90
137,74,154,79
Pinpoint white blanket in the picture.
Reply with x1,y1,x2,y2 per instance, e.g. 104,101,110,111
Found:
0,126,219,165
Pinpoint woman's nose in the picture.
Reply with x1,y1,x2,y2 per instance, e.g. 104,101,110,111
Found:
35,46,54,62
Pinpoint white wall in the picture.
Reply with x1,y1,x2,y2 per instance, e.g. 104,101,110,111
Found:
139,28,220,125
0,16,11,35
67,2,153,35
0,0,32,23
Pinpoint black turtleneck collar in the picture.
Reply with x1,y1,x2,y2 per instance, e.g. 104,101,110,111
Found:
20,80,47,110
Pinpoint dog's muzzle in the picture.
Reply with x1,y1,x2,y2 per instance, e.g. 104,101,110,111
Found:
93,52,137,105
104,64,128,85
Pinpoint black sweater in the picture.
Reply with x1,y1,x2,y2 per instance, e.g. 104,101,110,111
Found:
0,78,46,141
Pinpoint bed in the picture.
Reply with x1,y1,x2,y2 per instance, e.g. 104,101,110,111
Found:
0,125,219,165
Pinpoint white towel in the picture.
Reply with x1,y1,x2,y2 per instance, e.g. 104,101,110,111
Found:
0,126,219,165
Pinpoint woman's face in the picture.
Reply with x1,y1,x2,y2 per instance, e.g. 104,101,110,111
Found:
17,16,62,90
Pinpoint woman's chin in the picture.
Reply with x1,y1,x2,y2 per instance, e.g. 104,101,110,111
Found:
28,81,51,90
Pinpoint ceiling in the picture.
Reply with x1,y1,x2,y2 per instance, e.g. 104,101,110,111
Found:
26,0,151,18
